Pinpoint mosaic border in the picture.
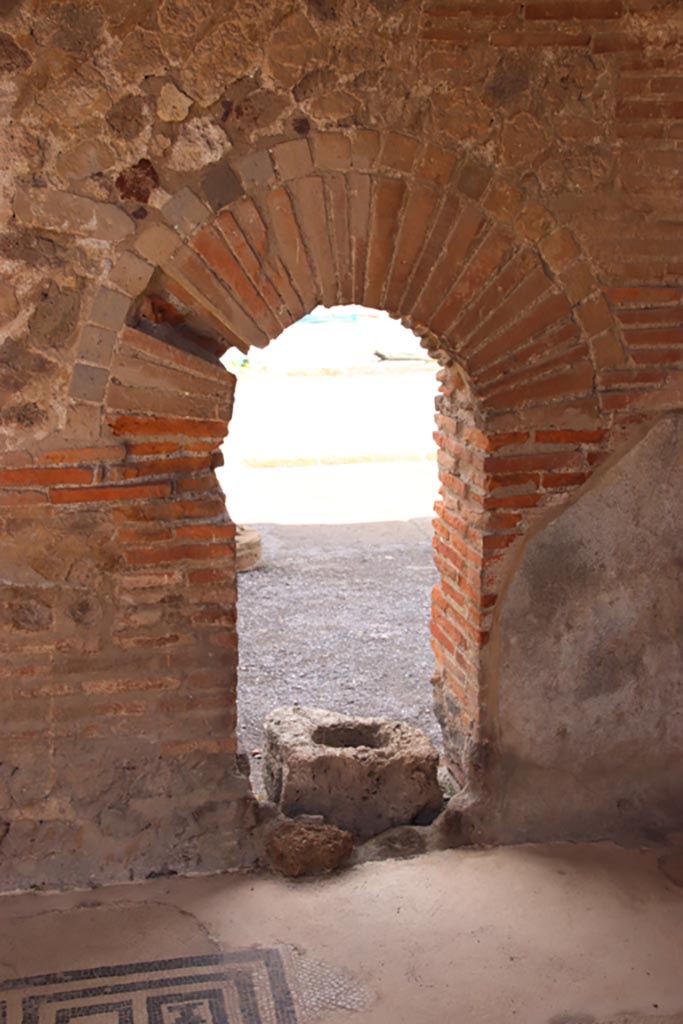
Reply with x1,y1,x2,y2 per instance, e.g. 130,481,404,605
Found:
0,951,299,1024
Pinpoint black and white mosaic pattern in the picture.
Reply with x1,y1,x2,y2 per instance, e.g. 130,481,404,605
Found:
0,948,372,1024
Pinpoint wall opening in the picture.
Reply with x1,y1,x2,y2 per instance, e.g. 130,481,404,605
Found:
217,305,443,794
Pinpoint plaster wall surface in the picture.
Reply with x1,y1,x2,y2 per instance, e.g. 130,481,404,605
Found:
492,413,683,843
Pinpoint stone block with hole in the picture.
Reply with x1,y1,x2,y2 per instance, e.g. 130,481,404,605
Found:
263,706,444,840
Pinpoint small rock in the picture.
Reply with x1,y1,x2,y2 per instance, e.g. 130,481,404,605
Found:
168,117,228,172
265,820,353,878
157,82,193,122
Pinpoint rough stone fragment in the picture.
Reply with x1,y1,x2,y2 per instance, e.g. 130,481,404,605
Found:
69,362,109,402
264,707,444,840
9,593,52,631
49,2,104,53
14,188,134,242
177,22,253,106
106,94,147,139
56,139,115,180
105,0,159,37
28,283,81,351
64,400,101,440
485,53,532,106
116,159,159,203
108,252,155,296
163,188,210,236
0,231,62,268
233,149,275,188
308,0,342,20
501,112,548,167
89,287,130,330
0,337,57,397
0,31,30,71
168,118,228,172
267,12,320,89
157,82,192,122
222,88,290,142
265,820,353,877
78,325,117,365
201,159,243,212
134,222,181,263
0,401,46,428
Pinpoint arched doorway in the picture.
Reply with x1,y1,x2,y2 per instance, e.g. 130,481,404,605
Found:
218,304,441,792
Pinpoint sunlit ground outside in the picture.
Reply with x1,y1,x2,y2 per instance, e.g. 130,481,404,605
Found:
217,305,439,525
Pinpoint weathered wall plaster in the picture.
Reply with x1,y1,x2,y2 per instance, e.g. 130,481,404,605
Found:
490,414,683,843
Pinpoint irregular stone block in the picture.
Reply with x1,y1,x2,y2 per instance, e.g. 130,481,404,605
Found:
108,252,155,296
56,139,114,181
89,287,130,330
264,706,444,840
162,187,210,236
69,362,109,402
14,188,134,241
157,82,192,122
201,158,244,212
265,820,353,877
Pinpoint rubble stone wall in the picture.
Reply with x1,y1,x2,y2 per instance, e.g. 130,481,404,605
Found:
1,0,683,887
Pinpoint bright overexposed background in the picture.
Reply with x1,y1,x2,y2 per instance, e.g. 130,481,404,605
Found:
216,306,440,525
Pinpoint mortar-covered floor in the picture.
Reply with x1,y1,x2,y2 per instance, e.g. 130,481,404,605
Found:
2,845,683,1024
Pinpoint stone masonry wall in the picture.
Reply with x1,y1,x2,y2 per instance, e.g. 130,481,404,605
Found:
0,0,683,886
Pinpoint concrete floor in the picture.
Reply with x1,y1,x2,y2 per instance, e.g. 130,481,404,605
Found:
2,844,683,1024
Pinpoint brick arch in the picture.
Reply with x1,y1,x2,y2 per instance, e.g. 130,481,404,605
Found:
68,129,626,409
3,127,681,882
58,128,640,795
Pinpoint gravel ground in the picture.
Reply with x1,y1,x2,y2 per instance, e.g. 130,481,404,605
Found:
236,518,442,795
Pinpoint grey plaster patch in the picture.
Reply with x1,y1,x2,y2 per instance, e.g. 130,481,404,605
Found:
492,415,683,844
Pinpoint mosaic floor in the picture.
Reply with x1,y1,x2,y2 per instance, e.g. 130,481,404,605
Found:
0,948,373,1024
